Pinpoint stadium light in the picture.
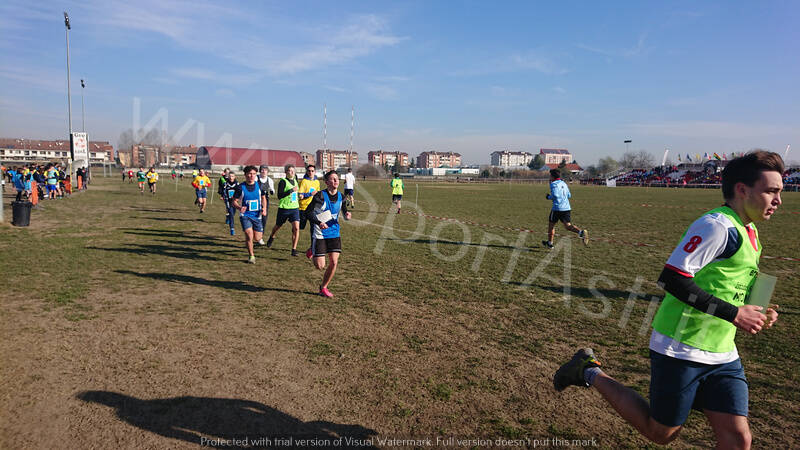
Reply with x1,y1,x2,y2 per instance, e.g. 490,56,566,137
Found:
80,79,86,132
624,139,632,152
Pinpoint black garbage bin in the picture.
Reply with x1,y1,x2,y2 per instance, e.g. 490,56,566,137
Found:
12,201,32,227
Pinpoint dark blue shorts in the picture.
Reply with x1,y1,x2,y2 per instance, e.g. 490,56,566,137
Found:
345,189,354,196
196,189,207,199
649,350,748,427
392,194,403,201
240,214,264,233
549,209,571,223
275,208,300,226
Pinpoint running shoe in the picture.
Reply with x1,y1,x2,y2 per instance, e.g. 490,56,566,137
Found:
541,240,554,249
230,228,235,236
580,229,589,246
553,348,601,392
266,237,274,248
291,249,299,257
257,239,265,245
248,255,256,264
319,287,334,298
306,248,313,259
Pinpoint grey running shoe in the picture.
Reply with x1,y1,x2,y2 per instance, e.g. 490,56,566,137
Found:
580,229,589,246
553,348,601,391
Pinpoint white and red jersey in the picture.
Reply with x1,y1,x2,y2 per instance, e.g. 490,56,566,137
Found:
664,212,758,278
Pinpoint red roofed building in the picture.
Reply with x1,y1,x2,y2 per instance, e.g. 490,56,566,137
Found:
196,147,305,172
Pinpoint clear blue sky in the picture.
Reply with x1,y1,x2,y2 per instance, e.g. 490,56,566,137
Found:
1,0,798,165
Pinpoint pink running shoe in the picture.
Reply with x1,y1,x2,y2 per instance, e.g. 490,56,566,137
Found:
306,248,313,259
319,287,334,298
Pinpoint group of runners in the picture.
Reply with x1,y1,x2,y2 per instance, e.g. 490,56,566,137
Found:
206,164,354,298
114,151,784,448
122,167,160,194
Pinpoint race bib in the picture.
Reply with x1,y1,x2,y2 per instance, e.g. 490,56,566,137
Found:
248,200,259,211
290,192,298,202
199,180,205,186
227,189,235,198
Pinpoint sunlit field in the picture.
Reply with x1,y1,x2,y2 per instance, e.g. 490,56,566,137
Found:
1,176,797,449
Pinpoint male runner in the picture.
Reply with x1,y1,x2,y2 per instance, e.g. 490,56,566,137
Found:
344,167,356,208
298,165,321,257
146,167,159,194
257,165,275,244
305,170,351,297
266,164,301,256
554,151,783,448
542,168,588,249
136,167,147,194
390,173,403,214
220,171,239,235
232,166,267,264
192,168,212,213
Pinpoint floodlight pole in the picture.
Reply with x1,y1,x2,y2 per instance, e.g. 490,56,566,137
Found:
80,79,85,132
64,12,76,192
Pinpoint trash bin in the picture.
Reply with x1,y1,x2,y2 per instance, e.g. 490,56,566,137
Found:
12,201,32,227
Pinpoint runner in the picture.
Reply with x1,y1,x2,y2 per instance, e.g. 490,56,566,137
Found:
390,173,403,214
266,164,301,256
127,169,134,183
219,171,239,235
146,167,159,195
305,170,351,297
257,165,275,244
192,168,212,213
45,164,59,199
232,165,267,264
541,168,588,249
136,167,147,194
297,165,321,257
553,151,783,448
344,167,356,209
121,168,126,182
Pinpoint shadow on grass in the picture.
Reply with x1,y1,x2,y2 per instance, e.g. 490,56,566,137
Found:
76,391,377,449
120,228,228,241
136,216,202,222
114,270,264,292
507,281,661,301
88,244,230,261
381,237,543,252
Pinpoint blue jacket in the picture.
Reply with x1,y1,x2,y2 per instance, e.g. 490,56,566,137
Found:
547,179,571,211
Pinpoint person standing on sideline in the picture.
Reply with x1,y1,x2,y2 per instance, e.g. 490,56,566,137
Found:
266,164,301,256
46,165,59,199
136,167,147,194
298,165,321,257
553,151,784,448
305,170,351,297
257,165,275,244
192,168,212,213
146,167,159,195
390,173,403,214
220,171,239,235
232,166,267,264
542,168,588,249
344,167,356,208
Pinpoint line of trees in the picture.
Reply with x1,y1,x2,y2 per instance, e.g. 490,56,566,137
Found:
583,151,656,178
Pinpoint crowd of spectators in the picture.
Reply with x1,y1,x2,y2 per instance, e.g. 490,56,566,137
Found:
2,164,90,202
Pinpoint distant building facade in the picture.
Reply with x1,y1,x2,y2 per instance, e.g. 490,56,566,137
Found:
0,138,113,165
417,151,461,168
490,150,533,167
316,149,358,171
367,150,409,168
540,148,573,165
299,152,316,167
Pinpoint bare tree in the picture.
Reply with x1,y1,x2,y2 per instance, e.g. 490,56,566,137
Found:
598,156,619,177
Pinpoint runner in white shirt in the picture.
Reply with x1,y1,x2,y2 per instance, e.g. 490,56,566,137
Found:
343,167,356,209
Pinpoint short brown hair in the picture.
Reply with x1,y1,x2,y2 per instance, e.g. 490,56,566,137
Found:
721,150,784,200
550,169,561,179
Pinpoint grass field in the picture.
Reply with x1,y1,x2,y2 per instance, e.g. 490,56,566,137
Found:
1,176,798,449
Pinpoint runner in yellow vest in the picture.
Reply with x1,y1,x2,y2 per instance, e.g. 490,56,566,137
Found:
265,164,301,256
390,173,404,214
553,151,784,448
297,165,321,258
